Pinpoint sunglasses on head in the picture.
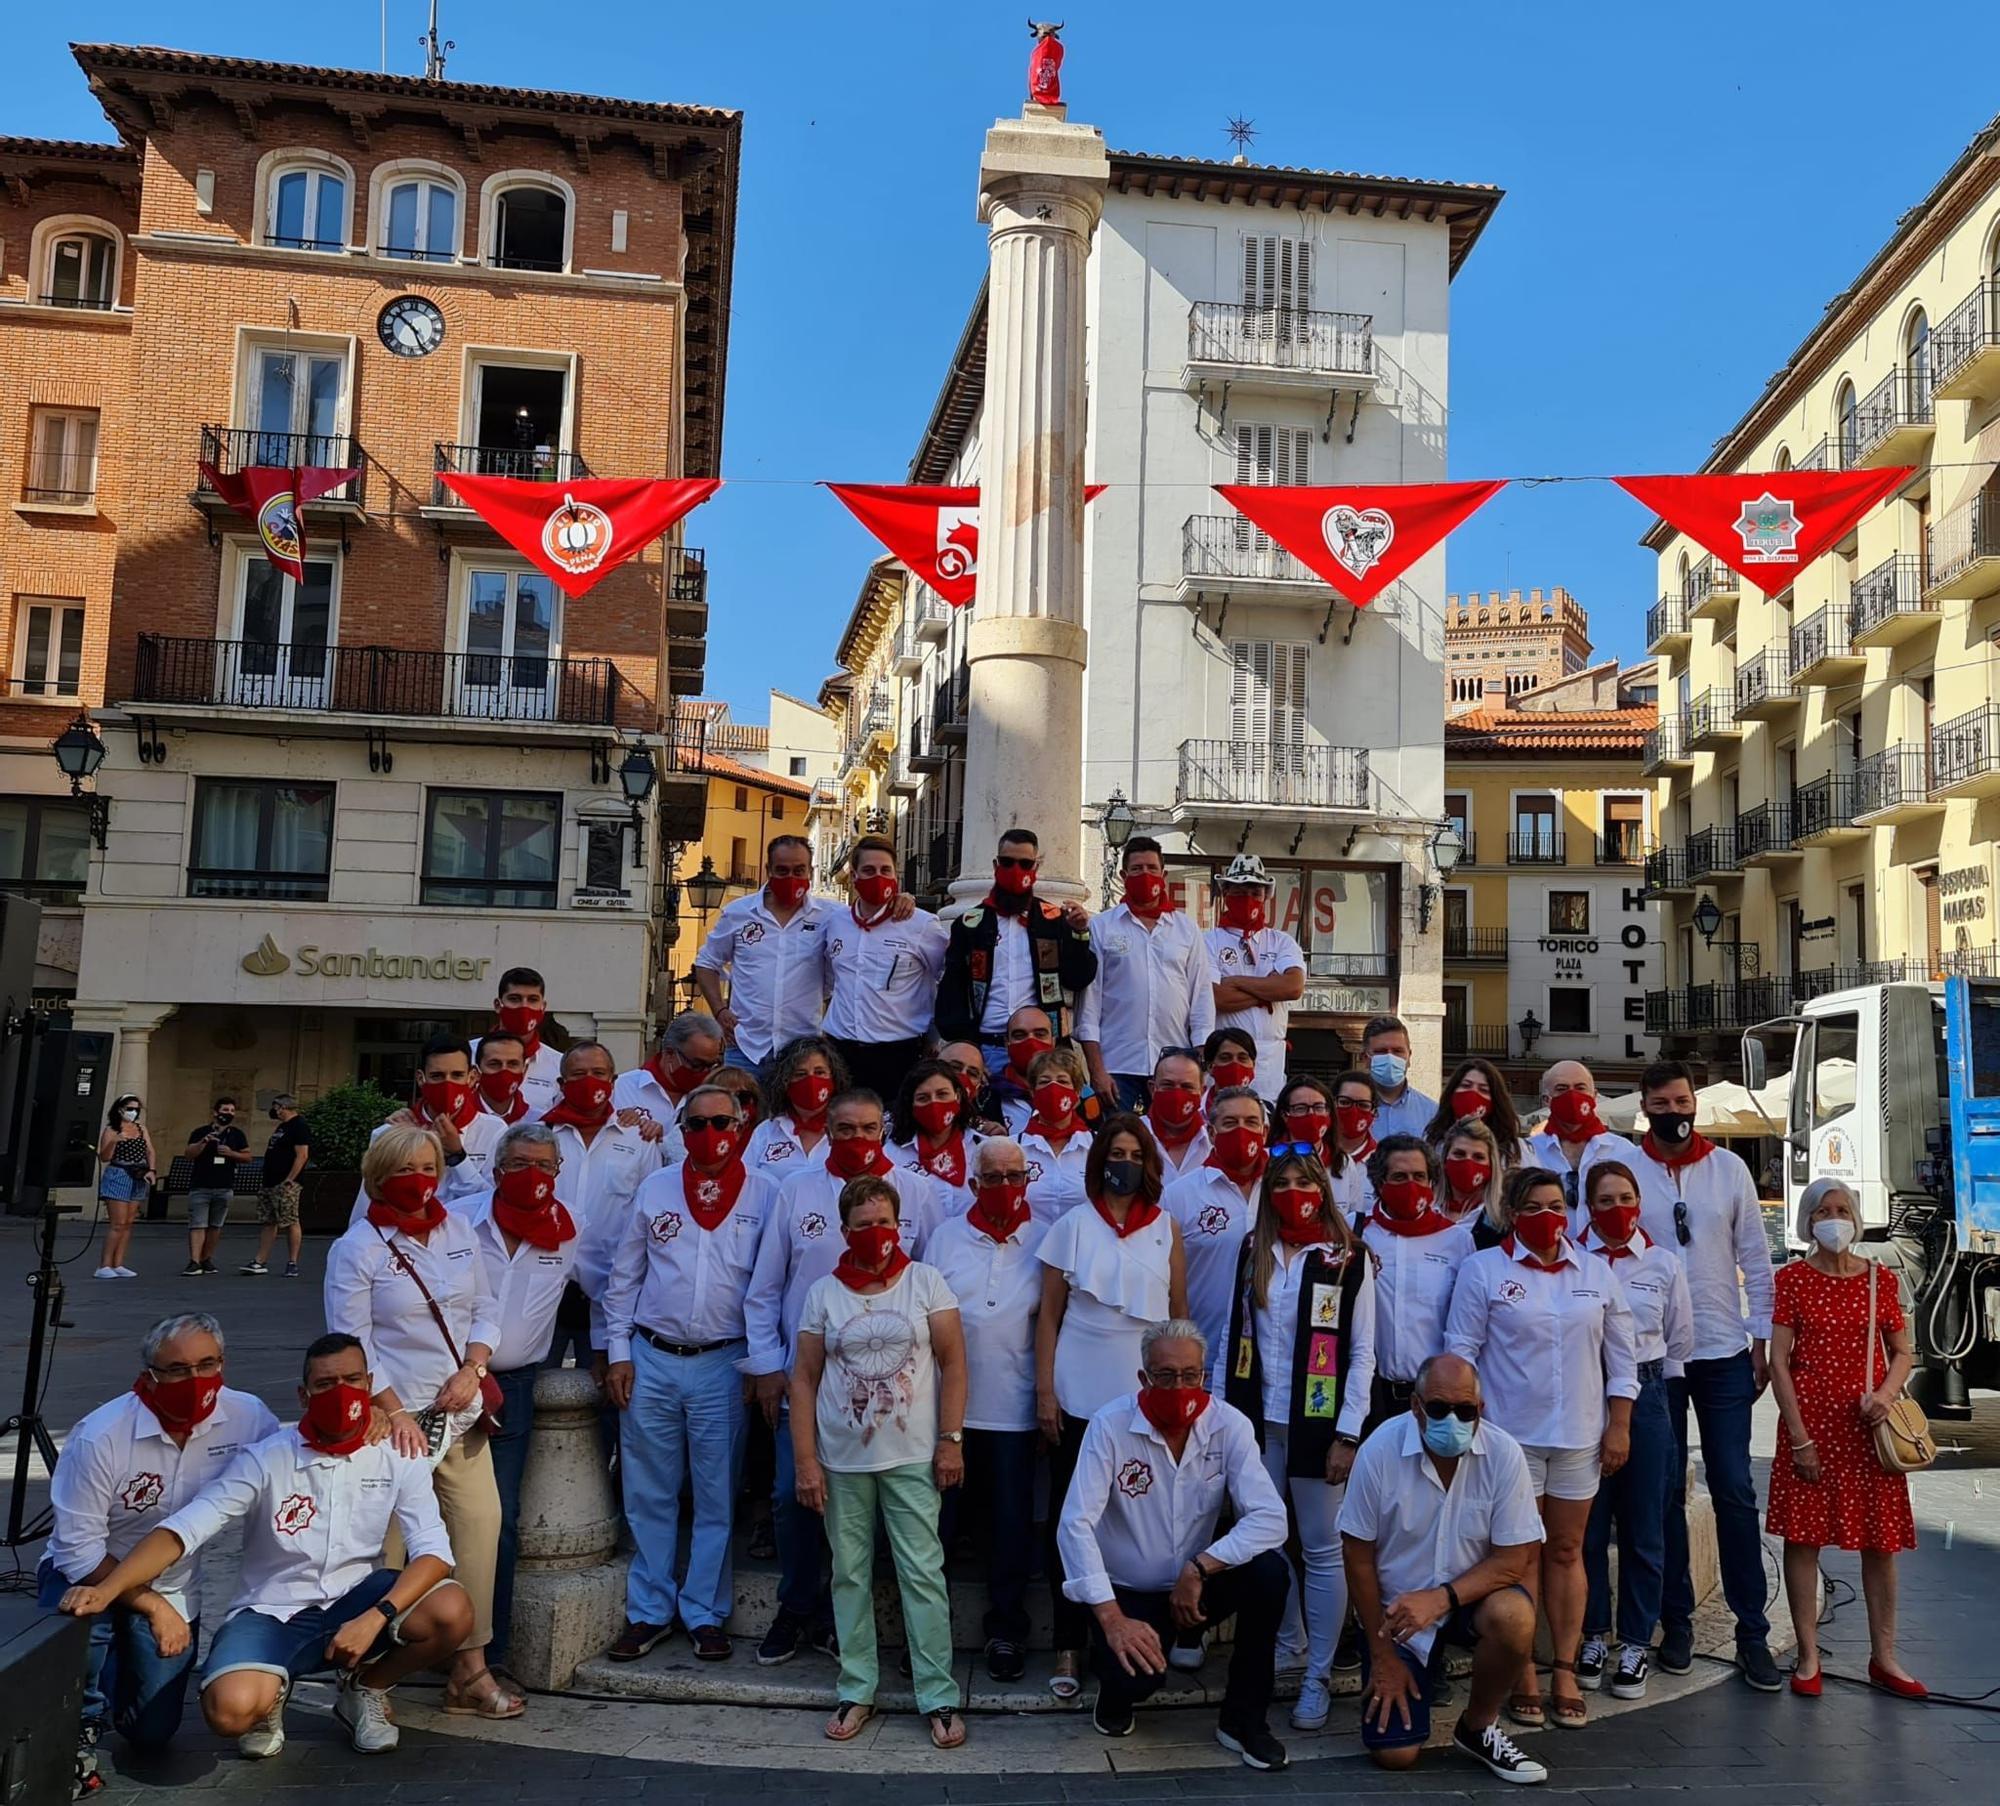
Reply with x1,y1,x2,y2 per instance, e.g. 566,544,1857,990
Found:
994,854,1037,870
1268,1141,1321,1160
1672,1199,1691,1246
683,1114,737,1134
1419,1399,1479,1424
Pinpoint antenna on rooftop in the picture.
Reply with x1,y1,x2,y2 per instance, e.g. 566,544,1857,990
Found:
420,1,455,80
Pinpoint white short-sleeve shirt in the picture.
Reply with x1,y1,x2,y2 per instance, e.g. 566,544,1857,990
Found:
923,1212,1048,1431
799,1262,958,1473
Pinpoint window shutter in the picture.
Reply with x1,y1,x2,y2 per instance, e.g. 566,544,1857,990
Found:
1242,234,1263,309
1292,239,1313,311
1229,639,1254,744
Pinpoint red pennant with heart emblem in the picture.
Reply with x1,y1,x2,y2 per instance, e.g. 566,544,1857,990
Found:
825,484,1106,607
199,463,361,585
1613,468,1914,598
437,475,722,599
1212,480,1507,608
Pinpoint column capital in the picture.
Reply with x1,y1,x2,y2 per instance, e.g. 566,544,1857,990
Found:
977,112,1109,232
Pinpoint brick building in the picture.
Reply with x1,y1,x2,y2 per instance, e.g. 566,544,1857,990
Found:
0,44,737,1124
1445,585,1593,715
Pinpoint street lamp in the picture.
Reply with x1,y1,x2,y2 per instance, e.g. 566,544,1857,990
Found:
50,713,110,849
619,745,657,868
684,855,727,917
1692,895,1724,947
1418,818,1467,935
1098,787,1137,907
1518,1009,1543,1055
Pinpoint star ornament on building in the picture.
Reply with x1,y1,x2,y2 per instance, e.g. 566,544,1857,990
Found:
1733,492,1801,563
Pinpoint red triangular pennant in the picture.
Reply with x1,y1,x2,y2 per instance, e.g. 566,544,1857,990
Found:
824,483,1106,607
1614,468,1913,598
199,462,361,584
1212,480,1506,607
437,475,722,599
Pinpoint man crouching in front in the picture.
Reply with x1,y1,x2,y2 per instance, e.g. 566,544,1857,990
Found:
62,1332,470,1760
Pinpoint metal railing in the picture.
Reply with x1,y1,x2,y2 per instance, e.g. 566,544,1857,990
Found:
1735,802,1794,861
1931,276,2000,394
1687,825,1739,878
1684,558,1738,608
1930,704,2000,794
1646,594,1689,646
1506,831,1566,865
808,777,841,811
1449,830,1478,867
433,441,590,504
1791,436,1831,472
1182,514,1319,586
1642,716,1688,767
1443,1022,1509,1061
1850,368,1933,460
1596,827,1645,866
1849,553,1931,638
1735,649,1794,714
1687,687,1737,740
1855,744,1931,817
1794,773,1860,838
35,289,116,310
131,635,628,725
1187,301,1373,378
932,664,970,740
198,426,364,506
1643,847,1690,893
1443,926,1508,963
22,447,97,504
667,546,708,604
1926,490,2000,594
1176,739,1371,810
265,233,346,254
1791,602,1854,672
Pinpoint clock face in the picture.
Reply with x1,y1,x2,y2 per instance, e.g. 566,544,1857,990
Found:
378,295,445,359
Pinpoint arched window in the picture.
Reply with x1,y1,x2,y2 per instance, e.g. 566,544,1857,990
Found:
372,161,464,263
1836,379,1858,466
260,151,353,252
1775,444,1793,471
38,223,119,308
481,173,574,273
1905,309,1930,398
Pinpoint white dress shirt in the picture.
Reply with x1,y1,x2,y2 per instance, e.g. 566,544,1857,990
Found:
818,905,949,1041
1039,1203,1177,1419
1370,1088,1437,1142
1058,1392,1287,1602
892,1131,983,1216
692,889,832,1063
1020,1127,1091,1225
45,1388,280,1614
1445,1238,1640,1451
977,913,1038,1034
1578,1228,1696,1372
607,1067,690,1164
159,1428,453,1625
1337,1415,1545,1661
465,1197,581,1372
744,1114,829,1181
1204,925,1306,1102
1627,1141,1775,1361
601,1162,776,1365
323,1212,501,1419
743,1160,943,1375
1146,1121,1211,1180
1524,1128,1633,1229
924,1212,1049,1431
1361,1216,1476,1383
1162,1164,1258,1389
474,1038,562,1118
1075,906,1214,1076
548,1119,667,1345
1252,1244,1376,1438
350,1112,509,1223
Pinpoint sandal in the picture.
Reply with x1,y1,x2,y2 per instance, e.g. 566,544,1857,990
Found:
442,1667,525,1719
929,1709,967,1750
1047,1651,1082,1702
1505,1689,1546,1729
824,1700,875,1742
1548,1658,1587,1726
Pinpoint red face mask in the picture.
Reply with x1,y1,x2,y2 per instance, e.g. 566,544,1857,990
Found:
1006,1034,1054,1076
480,1066,525,1103
1378,1176,1434,1221
1548,1089,1603,1140
1031,1081,1078,1124
769,874,811,909
559,1074,613,1117
300,1381,373,1456
826,1133,886,1178
1443,1154,1491,1200
1123,871,1166,914
135,1369,223,1434
1336,1100,1377,1143
1150,1087,1200,1134
1591,1202,1643,1248
491,1165,573,1249
1138,1384,1211,1437
1448,1085,1491,1122
970,1179,1031,1242
1218,892,1267,931
419,1077,473,1122
844,1223,900,1269
854,872,899,911
787,1073,833,1121
1284,1105,1332,1147
497,1002,544,1041
684,1125,738,1169
1212,1123,1266,1177
1515,1208,1568,1258
375,1170,442,1225
993,860,1036,896
912,1096,960,1139
494,1164,557,1213
1270,1184,1325,1245
1211,1056,1256,1091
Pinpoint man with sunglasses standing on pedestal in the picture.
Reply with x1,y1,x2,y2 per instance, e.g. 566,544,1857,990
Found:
1625,1059,1779,1693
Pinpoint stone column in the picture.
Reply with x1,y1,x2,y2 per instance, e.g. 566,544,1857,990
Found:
948,104,1109,912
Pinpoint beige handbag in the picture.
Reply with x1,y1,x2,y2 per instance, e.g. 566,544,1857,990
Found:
1864,1261,1936,1475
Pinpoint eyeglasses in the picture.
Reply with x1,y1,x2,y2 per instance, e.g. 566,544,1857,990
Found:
1268,1141,1321,1160
1419,1399,1479,1424
149,1358,223,1382
1672,1199,1691,1246
980,1169,1029,1185
498,1160,561,1175
994,855,1037,871
683,1114,737,1134
1144,1367,1206,1389
677,1056,722,1076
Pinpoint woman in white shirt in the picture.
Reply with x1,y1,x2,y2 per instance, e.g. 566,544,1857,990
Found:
322,1125,519,1719
1445,1166,1639,1730
1034,1114,1187,1699
1359,1134,1477,1420
791,1176,968,1750
1020,1048,1092,1224
744,1037,848,1179
889,1058,981,1205
1221,1150,1376,1733
1439,1118,1508,1238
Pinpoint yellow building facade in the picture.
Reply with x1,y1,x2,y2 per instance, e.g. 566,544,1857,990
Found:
1643,120,2000,1071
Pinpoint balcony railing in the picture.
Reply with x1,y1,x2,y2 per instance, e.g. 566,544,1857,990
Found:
1688,825,1739,879
914,593,953,642
1642,847,1691,894
1930,705,2000,795
1646,593,1690,649
1849,368,1933,462
433,441,591,505
667,546,708,605
1448,830,1478,866
1596,827,1645,866
21,448,98,505
1684,557,1739,611
1182,515,1319,588
1735,802,1795,861
1187,302,1373,380
1849,552,1932,641
1854,745,1932,819
1443,1021,1509,1061
1734,648,1794,716
1926,490,2000,597
1686,687,1737,743
808,777,841,811
1507,831,1566,865
1794,773,1861,840
1443,926,1508,963
1931,276,2000,397
35,289,116,310
197,425,364,506
131,635,626,725
932,664,970,743
1641,717,1688,769
1790,602,1856,675
1791,436,1831,472
1176,739,1370,811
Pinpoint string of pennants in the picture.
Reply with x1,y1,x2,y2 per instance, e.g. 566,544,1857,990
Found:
206,464,1918,609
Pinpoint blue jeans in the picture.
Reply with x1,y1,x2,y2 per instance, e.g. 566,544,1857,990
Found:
486,1363,543,1663
723,1048,773,1085
622,1338,748,1630
200,1570,403,1684
1584,1372,1674,1645
1663,1349,1770,1642
938,1427,1037,1643
37,1558,197,1749
771,1399,832,1623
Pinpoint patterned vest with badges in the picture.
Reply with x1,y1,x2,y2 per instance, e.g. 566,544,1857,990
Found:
1223,1240,1367,1479
938,900,1099,1042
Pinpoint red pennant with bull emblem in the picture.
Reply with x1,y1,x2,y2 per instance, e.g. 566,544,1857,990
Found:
437,475,722,600
199,463,361,584
1613,468,1914,598
825,483,1106,607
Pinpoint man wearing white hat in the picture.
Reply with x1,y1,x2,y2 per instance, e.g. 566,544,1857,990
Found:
1203,856,1305,1105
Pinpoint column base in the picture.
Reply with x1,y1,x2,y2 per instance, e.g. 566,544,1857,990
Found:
508,1552,631,1692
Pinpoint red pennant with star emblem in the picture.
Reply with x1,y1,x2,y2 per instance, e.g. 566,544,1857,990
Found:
1613,468,1913,597
437,475,721,599
824,484,1106,607
199,463,361,584
1212,480,1507,608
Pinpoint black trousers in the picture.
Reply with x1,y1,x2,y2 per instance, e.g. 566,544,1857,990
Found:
828,1035,927,1110
1046,1411,1092,1653
1090,1548,1291,1726
938,1427,1038,1643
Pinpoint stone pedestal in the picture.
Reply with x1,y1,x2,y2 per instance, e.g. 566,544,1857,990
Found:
948,107,1109,912
503,1366,628,1691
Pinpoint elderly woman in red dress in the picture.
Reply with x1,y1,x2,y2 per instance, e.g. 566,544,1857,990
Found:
1766,1178,1921,1699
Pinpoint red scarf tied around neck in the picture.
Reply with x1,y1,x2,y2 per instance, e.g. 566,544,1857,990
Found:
1641,1129,1718,1168
833,1226,911,1291
366,1172,445,1236
682,1157,748,1233
1093,1195,1162,1238
490,1167,575,1250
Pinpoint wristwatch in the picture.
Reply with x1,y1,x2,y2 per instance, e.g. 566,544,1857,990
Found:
939,1430,963,1444
374,1598,399,1623
471,1362,489,1380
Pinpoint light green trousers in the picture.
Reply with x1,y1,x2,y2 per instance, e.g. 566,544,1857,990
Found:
823,1461,960,1712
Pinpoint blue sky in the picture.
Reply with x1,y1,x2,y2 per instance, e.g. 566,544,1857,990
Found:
13,2,2000,713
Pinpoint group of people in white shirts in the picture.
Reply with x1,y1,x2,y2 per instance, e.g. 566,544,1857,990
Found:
45,828,1785,1790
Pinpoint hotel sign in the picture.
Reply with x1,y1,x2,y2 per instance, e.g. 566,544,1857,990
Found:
240,934,493,983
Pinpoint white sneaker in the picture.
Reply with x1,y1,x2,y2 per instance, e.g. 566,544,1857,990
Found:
94,1267,118,1279
334,1676,399,1753
1290,1676,1332,1730
237,1683,287,1759
114,1267,138,1278
1167,1630,1208,1673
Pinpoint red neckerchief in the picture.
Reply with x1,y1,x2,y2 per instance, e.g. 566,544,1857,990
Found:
1641,1131,1717,1169
415,1089,482,1133
1344,1136,1377,1167
1025,1116,1078,1146
542,1094,614,1133
479,1085,530,1124
642,1055,705,1107
515,1029,543,1063
1370,1203,1455,1238
850,900,894,932
832,1247,912,1291
1501,1232,1576,1272
1203,1150,1268,1186
918,1131,968,1185
682,1159,748,1233
366,1197,446,1235
1093,1195,1162,1238
967,1187,1031,1243
492,1192,576,1250
1581,1226,1653,1263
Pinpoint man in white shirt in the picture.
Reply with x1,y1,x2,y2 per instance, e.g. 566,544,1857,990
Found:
1339,1353,1548,1785
1078,837,1215,1111
693,833,830,1082
475,966,564,1117
472,1030,534,1125
1143,1048,1211,1178
371,1034,509,1209
611,1011,725,1144
936,826,1099,1048
1161,1087,1267,1391
1523,1060,1629,1226
602,1085,775,1664
1056,1319,1291,1768
1203,855,1304,1105
1625,1059,1780,1691
41,1313,280,1779
1363,1015,1436,1141
59,1332,471,1761
819,834,950,1102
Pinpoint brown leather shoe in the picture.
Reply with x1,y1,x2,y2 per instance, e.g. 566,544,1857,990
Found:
690,1624,732,1662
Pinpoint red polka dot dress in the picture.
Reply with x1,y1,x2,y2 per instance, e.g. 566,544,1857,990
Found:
1766,1259,1916,1553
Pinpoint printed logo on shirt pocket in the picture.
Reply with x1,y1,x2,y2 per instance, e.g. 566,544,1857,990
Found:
1115,1459,1155,1499
118,1473,165,1513
1497,1279,1528,1306
650,1211,684,1244
274,1494,318,1536
1195,1204,1232,1239
763,1140,798,1165
741,923,766,945
800,1212,828,1240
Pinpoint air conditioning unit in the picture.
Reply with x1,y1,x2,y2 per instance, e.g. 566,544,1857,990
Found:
571,890,634,910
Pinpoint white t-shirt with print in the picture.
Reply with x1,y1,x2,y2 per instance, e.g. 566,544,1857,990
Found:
799,1261,958,1474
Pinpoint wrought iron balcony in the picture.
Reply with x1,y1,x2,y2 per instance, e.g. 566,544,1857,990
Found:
1734,648,1797,719
1596,826,1645,866
1185,302,1374,385
130,635,626,726
908,716,944,773
1646,593,1690,652
432,441,590,506
1687,825,1739,879
1444,926,1509,964
1790,603,1863,684
1443,1021,1509,1061
1853,745,1938,825
891,625,922,676
913,593,953,643
1849,553,1934,646
667,546,708,604
1181,515,1321,595
1925,490,2000,602
1931,276,2000,402
1646,976,1794,1038
1685,557,1740,618
1175,739,1370,811
1790,436,1831,472
932,664,970,742
1686,688,1739,748
1507,832,1566,866
1735,802,1797,864
1929,704,2000,800
1641,716,1690,772
1643,847,1692,895
1794,773,1865,843
1849,369,1934,466
197,426,364,507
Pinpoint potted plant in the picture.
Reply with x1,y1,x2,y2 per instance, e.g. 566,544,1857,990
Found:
296,1082,400,1234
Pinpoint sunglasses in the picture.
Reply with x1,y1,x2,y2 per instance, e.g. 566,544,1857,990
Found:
1268,1141,1322,1160
683,1114,737,1134
1672,1199,1691,1246
994,855,1037,870
1419,1400,1479,1424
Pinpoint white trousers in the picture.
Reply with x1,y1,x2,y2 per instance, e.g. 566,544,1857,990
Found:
1262,1424,1348,1684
